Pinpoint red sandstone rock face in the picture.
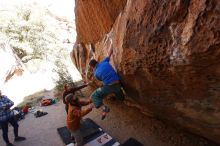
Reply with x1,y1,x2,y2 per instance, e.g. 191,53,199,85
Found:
75,0,127,43
72,0,220,143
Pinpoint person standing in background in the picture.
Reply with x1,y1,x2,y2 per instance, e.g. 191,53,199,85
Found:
0,90,26,146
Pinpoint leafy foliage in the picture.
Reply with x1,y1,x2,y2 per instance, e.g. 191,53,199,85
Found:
0,4,77,91
0,5,66,64
53,60,73,92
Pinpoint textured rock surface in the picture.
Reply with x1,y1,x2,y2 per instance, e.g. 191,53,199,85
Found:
72,0,220,143
75,0,127,43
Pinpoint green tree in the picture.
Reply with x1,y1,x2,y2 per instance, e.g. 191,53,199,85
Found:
0,5,67,64
53,60,73,92
0,4,74,89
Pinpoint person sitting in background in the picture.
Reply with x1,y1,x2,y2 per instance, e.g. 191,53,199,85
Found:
0,90,26,146
62,83,89,114
65,93,92,146
88,39,125,120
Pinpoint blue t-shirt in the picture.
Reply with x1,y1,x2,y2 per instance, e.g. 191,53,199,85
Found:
95,57,119,85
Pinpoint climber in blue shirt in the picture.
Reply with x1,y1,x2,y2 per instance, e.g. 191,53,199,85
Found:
94,57,120,85
88,39,125,120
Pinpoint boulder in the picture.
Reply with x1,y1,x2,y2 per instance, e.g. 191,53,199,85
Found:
72,0,220,143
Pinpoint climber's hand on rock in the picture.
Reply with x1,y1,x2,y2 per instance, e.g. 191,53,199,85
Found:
85,81,93,86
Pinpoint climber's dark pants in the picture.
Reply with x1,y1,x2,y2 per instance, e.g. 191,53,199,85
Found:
91,83,124,108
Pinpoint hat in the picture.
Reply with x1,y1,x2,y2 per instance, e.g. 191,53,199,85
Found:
65,93,73,103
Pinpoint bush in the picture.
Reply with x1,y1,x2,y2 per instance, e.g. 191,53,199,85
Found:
53,60,73,92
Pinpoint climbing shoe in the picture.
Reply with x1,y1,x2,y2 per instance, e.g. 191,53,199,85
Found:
6,143,14,146
101,106,110,120
15,136,26,142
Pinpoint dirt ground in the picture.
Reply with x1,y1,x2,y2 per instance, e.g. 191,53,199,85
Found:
0,101,66,146
0,89,219,146
87,100,217,146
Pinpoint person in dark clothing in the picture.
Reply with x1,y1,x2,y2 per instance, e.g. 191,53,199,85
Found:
0,90,26,146
62,83,90,113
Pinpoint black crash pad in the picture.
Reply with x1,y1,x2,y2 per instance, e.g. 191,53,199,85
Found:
57,118,143,146
57,118,100,145
121,138,144,146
